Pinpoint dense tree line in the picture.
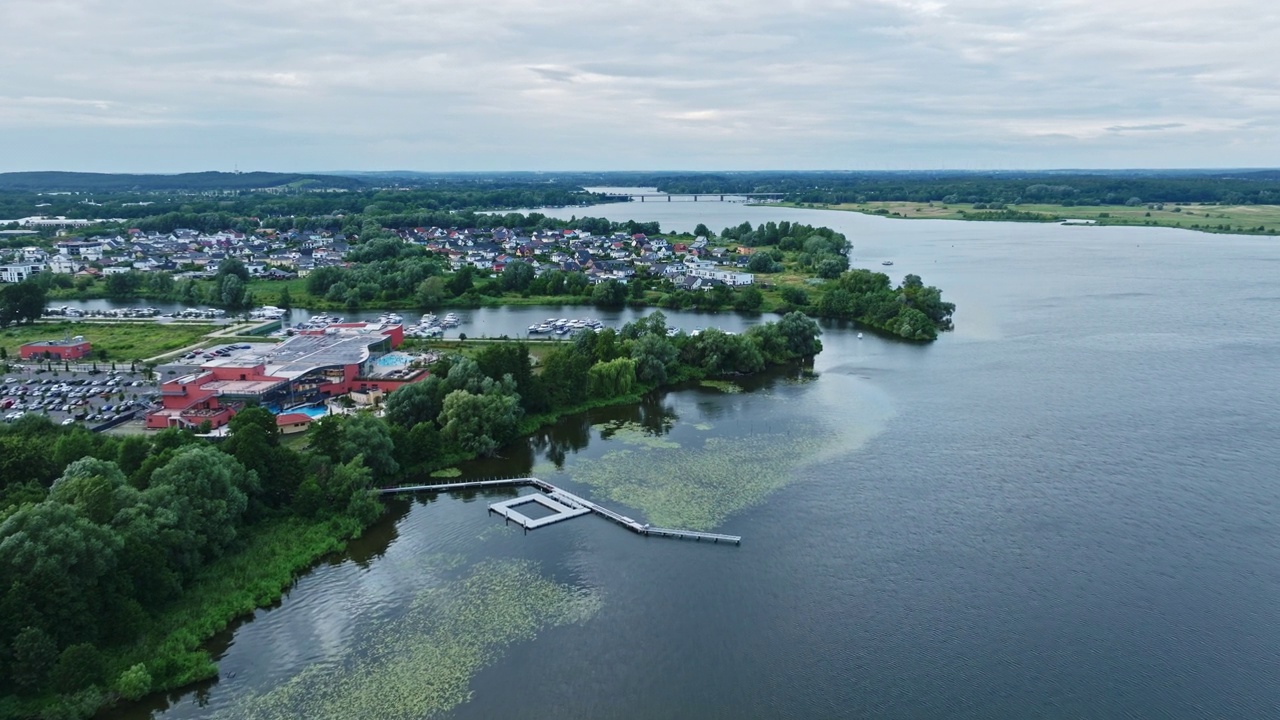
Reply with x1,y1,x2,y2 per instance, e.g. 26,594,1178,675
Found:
0,409,383,716
0,172,365,193
1,185,626,236
648,171,1280,206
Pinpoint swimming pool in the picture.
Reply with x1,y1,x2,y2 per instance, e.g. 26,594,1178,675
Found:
269,404,329,418
375,353,411,367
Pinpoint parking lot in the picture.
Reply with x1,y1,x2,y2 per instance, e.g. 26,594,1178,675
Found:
1,365,161,429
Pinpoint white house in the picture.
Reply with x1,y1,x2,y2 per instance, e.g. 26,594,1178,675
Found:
0,263,45,283
49,255,80,274
689,267,755,286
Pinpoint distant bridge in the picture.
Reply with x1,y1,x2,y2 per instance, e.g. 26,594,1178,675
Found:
601,192,787,203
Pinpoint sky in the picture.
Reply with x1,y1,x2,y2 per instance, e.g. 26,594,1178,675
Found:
1,0,1277,173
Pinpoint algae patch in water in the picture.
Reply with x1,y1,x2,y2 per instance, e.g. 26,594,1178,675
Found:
429,467,462,478
594,420,680,450
571,429,833,531
221,559,601,720
699,379,744,393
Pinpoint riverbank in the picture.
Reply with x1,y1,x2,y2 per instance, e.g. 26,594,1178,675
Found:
31,314,819,719
4,514,369,720
767,200,1280,236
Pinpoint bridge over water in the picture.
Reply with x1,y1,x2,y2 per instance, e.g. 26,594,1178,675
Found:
602,192,786,203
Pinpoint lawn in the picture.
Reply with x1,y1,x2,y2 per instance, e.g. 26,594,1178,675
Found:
0,321,217,362
770,201,1280,236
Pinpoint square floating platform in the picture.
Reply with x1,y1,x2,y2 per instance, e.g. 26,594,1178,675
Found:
490,493,592,529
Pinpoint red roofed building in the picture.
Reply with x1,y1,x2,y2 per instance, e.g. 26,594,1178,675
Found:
275,412,314,434
146,321,424,431
20,337,91,361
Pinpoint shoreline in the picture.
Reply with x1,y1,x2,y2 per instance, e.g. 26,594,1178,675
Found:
763,200,1280,237
77,345,814,718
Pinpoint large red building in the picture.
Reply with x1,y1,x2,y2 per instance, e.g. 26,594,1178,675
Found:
20,337,92,361
146,322,424,430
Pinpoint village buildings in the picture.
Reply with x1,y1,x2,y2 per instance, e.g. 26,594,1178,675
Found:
1,223,754,291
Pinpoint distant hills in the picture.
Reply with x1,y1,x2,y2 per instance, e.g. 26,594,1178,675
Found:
2,168,1277,194
0,171,367,192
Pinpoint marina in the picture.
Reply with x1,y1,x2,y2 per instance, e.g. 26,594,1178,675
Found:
43,305,229,320
527,317,606,336
381,477,743,545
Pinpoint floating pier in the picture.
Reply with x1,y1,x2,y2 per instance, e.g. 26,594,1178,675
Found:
380,477,742,545
489,493,591,530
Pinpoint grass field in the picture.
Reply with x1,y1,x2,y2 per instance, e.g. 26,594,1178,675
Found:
772,201,1280,236
0,321,217,362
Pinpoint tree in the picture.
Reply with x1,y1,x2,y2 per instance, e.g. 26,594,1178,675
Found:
0,503,123,649
816,256,848,279
224,407,301,509
105,271,143,297
48,457,136,525
733,286,764,311
115,436,152,483
216,257,250,281
278,285,293,309
0,279,47,328
220,274,246,308
631,333,678,384
780,286,809,306
415,276,448,306
115,663,151,701
591,279,627,307
447,266,475,296
776,311,824,357
50,428,97,470
337,414,398,482
144,445,256,564
499,261,535,292
438,390,521,457
587,357,637,398
51,643,105,693
384,376,444,429
693,223,713,238
538,348,590,408
10,626,57,692
747,253,781,273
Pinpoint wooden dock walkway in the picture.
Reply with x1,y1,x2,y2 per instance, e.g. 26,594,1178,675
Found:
380,477,741,545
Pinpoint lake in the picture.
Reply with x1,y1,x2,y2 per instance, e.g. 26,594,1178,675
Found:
113,203,1280,719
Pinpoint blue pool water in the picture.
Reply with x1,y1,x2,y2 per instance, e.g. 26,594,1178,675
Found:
266,404,328,418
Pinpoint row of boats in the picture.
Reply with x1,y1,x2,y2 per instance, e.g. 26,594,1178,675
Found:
44,306,228,319
406,312,462,338
528,317,607,336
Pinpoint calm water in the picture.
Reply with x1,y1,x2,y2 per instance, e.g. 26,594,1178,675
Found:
114,205,1280,719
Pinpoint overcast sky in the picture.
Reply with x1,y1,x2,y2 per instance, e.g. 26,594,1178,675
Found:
1,0,1277,173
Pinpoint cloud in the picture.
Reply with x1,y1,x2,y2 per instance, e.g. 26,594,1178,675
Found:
1106,123,1187,133
0,0,1277,170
